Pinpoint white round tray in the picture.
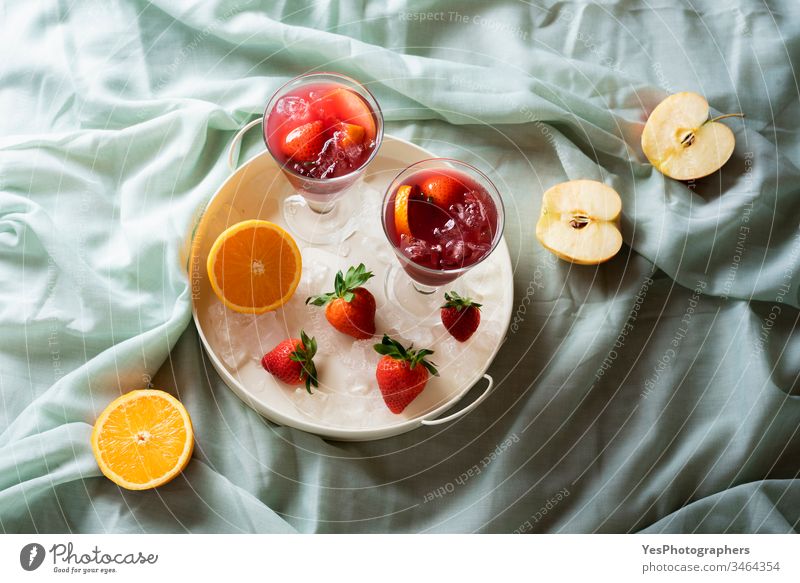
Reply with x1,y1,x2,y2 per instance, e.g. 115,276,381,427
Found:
189,135,513,441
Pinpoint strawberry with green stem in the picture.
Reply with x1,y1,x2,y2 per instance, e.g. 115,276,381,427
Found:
440,291,482,342
374,335,439,413
261,330,319,394
307,263,376,339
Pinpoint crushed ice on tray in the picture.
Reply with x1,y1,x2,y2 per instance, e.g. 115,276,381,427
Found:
210,303,281,369
290,386,396,427
298,259,330,296
399,325,434,348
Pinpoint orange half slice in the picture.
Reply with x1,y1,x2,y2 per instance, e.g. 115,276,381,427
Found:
394,185,414,237
91,389,194,491
207,220,302,314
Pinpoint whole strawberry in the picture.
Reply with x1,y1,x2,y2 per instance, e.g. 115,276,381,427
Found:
440,291,482,342
374,335,439,413
421,174,463,208
307,264,376,339
261,330,319,393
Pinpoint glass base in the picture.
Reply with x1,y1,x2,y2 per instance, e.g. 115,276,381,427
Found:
383,264,445,323
282,193,358,245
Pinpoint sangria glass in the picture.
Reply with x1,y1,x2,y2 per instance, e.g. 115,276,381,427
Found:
382,159,505,314
263,72,383,244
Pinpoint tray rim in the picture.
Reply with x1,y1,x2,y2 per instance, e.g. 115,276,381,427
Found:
190,134,514,441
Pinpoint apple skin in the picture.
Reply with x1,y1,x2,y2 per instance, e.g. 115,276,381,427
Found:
535,179,623,265
641,92,738,181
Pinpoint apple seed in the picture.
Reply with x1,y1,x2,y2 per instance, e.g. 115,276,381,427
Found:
569,214,590,229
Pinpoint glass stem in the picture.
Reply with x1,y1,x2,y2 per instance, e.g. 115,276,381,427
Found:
306,199,337,214
412,282,437,295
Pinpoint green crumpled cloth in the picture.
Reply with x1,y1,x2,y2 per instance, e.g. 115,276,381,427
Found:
1,0,798,533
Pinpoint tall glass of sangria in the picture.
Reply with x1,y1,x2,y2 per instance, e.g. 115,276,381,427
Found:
264,72,383,244
382,159,504,313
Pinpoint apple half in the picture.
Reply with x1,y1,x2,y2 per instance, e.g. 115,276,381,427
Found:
536,179,623,265
641,92,743,181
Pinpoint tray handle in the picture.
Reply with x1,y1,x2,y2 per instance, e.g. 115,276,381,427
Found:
227,118,263,172
420,374,495,426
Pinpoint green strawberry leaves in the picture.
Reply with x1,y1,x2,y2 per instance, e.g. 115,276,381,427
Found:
373,334,439,377
441,291,482,312
289,329,319,394
307,263,374,306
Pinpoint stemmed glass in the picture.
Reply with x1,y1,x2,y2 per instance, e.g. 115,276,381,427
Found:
381,158,505,316
263,72,384,244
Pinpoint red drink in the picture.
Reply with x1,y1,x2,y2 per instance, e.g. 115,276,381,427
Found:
383,165,501,287
264,80,380,202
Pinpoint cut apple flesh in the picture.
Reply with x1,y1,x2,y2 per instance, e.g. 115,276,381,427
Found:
657,122,735,180
324,88,377,141
536,180,623,265
642,91,739,181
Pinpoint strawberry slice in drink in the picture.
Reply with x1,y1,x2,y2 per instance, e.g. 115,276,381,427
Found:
282,120,325,162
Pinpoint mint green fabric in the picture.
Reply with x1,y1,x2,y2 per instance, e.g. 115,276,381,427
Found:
1,0,798,533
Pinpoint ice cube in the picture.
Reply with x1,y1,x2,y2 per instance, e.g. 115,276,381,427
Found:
376,300,405,336
289,386,394,428
440,337,464,360
314,138,341,179
344,358,377,393
429,243,442,267
340,338,379,372
401,234,431,263
466,241,491,262
310,129,369,179
481,323,504,345
332,127,367,165
275,96,309,121
430,322,449,343
299,261,330,295
453,192,490,230
251,311,281,350
433,218,458,241
290,387,330,420
401,326,434,348
441,239,466,268
209,303,281,369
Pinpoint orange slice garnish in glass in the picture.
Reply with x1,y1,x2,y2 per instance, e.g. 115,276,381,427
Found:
324,88,377,141
394,185,414,237
207,220,302,314
91,390,194,491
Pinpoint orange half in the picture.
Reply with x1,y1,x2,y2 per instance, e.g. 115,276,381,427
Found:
207,220,302,314
394,185,413,237
91,390,194,491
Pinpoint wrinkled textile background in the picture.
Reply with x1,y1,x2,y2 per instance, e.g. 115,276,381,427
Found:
1,0,798,533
